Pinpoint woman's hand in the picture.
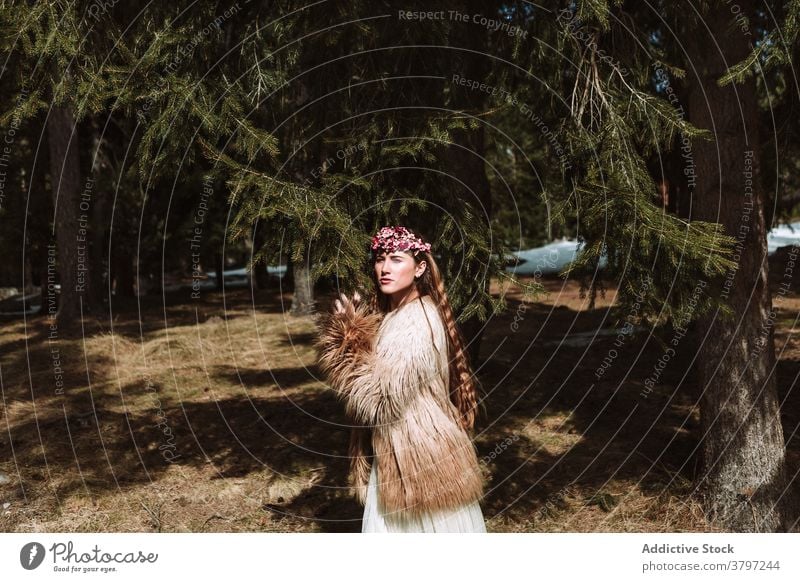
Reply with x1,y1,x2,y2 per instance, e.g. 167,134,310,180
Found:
334,291,362,315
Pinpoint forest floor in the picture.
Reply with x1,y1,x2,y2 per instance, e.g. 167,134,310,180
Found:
0,274,798,533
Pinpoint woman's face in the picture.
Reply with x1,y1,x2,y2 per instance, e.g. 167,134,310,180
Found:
374,251,426,296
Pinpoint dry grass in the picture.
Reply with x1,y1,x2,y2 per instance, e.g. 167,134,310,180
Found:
0,280,797,532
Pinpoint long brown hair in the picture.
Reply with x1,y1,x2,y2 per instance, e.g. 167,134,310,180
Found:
369,248,482,432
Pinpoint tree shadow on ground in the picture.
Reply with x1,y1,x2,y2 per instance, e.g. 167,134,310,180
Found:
2,286,798,532
0,381,363,531
475,293,800,531
472,296,704,527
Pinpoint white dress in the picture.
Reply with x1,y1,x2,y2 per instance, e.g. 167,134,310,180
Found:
361,461,487,533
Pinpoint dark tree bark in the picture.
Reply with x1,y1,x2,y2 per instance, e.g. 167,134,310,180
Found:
442,0,494,365
112,245,136,298
214,251,224,292
252,221,270,290
88,185,108,309
87,123,112,311
46,104,83,328
26,135,53,313
687,1,791,531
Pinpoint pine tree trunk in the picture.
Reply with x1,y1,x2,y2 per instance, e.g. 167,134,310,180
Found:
444,0,493,365
286,78,316,316
89,185,107,309
23,248,33,294
215,251,224,292
445,122,492,366
253,221,270,290
112,246,135,298
28,136,52,313
88,123,111,311
687,1,791,531
46,104,82,329
290,248,315,315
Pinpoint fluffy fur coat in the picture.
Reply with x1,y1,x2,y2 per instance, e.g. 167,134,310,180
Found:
315,294,485,517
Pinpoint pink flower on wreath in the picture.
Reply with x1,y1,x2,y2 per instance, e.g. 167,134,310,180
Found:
371,226,431,255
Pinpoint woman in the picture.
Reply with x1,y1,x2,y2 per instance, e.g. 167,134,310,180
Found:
315,225,487,532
